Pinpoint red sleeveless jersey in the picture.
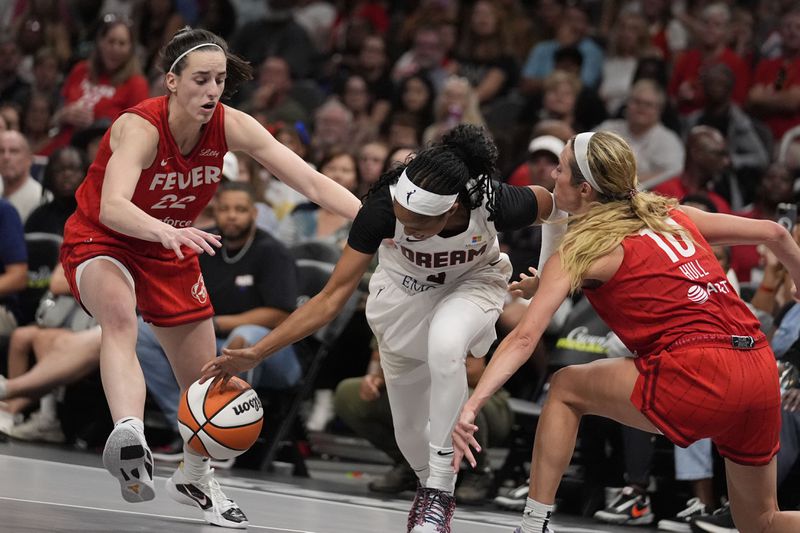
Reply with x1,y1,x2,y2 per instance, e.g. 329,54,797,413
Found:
63,96,227,259
583,209,760,356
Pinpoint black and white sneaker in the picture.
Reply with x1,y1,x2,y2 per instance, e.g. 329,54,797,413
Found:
690,503,737,533
102,423,154,503
493,481,530,511
658,498,708,532
166,463,248,529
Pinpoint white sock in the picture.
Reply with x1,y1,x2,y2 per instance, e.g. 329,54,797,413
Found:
520,498,554,533
183,443,211,482
39,393,58,419
115,416,145,436
426,444,457,494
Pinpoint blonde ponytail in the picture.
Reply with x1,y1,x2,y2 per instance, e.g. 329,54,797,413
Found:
559,132,684,292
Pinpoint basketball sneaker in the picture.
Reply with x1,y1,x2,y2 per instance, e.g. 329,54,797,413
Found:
493,480,531,511
658,498,708,532
593,485,654,525
6,409,66,443
512,528,555,533
690,502,737,533
166,463,248,529
102,422,155,503
408,487,456,533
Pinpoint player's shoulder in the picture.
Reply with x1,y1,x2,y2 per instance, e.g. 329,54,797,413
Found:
112,112,160,141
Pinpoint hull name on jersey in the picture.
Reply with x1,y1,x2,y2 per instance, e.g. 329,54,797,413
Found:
399,243,487,268
148,166,222,191
678,259,711,281
401,275,437,293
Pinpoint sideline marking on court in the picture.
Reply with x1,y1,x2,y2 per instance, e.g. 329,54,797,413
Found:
0,496,314,532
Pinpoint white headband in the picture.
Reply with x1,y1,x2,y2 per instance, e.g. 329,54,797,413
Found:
169,43,224,73
573,132,603,194
394,169,458,216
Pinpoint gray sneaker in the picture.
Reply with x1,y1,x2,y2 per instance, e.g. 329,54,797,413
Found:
369,462,418,494
102,423,155,503
494,481,530,511
6,410,65,443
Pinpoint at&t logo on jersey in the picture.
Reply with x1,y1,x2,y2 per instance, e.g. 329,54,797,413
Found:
686,279,731,305
687,285,709,304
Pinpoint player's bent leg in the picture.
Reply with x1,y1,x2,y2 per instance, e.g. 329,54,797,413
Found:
150,319,217,390
724,457,800,533
530,358,658,503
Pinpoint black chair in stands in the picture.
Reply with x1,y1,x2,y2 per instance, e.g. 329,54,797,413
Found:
19,232,63,326
239,258,363,475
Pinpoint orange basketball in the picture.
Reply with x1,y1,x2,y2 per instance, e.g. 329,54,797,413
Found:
178,376,264,460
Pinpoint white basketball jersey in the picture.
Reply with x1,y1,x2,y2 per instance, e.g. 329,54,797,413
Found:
377,184,502,295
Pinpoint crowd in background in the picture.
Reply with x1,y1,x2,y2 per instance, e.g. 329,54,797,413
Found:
1,0,800,528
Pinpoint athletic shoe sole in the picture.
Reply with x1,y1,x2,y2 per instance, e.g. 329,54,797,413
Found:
594,510,654,525
102,425,154,503
657,519,692,532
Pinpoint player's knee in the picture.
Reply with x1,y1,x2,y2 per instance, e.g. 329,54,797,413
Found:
95,302,138,333
428,344,464,383
549,366,586,409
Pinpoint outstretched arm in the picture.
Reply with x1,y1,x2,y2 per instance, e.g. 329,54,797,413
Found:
201,245,373,381
225,107,361,219
681,205,800,298
453,253,572,467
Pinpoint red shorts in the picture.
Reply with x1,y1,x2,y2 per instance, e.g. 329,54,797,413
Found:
60,241,214,327
631,334,781,466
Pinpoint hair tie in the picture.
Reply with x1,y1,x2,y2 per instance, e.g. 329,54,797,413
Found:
169,43,224,73
628,188,639,199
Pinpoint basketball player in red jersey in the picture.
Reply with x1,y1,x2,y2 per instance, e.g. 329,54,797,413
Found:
452,131,800,533
60,28,360,528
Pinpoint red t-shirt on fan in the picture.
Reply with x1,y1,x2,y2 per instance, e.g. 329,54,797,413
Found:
63,96,228,260
583,209,760,357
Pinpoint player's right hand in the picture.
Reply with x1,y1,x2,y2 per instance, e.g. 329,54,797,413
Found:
160,226,222,260
508,267,539,299
451,407,480,471
359,374,384,402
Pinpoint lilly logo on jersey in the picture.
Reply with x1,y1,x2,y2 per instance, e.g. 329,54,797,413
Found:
148,166,222,191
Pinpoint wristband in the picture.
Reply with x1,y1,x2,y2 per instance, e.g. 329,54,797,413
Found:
758,284,777,293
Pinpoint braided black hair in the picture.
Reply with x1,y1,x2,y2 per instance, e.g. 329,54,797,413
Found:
365,124,500,217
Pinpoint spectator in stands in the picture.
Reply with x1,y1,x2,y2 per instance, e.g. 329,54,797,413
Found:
0,130,50,222
24,146,87,235
335,352,512,504
0,264,99,442
747,7,800,142
134,0,187,77
391,24,454,93
0,198,27,338
520,4,604,93
385,112,423,150
0,37,31,114
331,34,393,128
599,9,658,116
654,126,733,213
506,135,564,189
0,102,22,132
390,74,436,136
422,75,486,145
453,0,518,105
640,0,690,61
230,0,315,79
309,98,354,164
279,148,358,248
730,163,795,283
668,3,751,116
246,55,309,126
137,182,302,436
596,79,684,188
54,14,148,148
337,74,379,147
22,92,57,156
686,63,770,189
10,0,72,67
30,48,62,111
356,140,389,197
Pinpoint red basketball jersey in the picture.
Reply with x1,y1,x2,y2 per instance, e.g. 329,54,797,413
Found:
583,209,760,356
63,96,227,259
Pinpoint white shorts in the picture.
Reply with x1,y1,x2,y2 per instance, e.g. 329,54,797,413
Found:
366,255,512,382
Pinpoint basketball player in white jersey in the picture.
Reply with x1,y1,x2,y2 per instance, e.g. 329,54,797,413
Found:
202,124,559,532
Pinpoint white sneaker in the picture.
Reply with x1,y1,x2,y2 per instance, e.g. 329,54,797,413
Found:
166,463,248,529
6,410,66,443
658,497,707,532
0,406,22,435
102,422,155,502
494,481,531,511
305,389,335,432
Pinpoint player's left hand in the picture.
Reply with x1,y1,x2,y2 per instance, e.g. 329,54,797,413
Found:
451,407,481,471
508,267,539,299
200,347,262,385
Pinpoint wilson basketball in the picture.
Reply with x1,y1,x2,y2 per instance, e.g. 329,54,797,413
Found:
178,376,264,460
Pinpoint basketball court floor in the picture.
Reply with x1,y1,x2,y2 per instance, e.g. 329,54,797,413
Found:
0,438,640,533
